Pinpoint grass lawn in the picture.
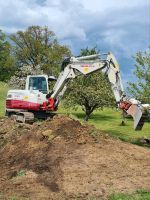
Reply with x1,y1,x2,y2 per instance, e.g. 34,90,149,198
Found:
108,190,150,200
0,82,8,116
59,105,150,142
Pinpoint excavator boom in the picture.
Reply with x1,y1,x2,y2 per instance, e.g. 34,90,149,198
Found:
48,52,149,130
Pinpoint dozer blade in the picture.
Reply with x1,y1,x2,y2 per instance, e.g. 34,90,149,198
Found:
127,104,147,130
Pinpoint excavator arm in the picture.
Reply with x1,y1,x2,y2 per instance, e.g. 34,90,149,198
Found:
47,52,149,130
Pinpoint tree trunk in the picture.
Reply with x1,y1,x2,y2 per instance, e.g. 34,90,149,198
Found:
84,105,97,121
84,110,91,121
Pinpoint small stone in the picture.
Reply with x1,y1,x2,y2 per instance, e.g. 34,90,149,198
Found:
42,129,53,137
77,135,86,144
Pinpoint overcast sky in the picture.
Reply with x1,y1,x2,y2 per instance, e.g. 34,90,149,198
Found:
0,0,150,85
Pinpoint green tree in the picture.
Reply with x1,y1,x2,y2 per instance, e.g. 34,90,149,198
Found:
0,30,15,82
10,26,71,75
64,47,115,121
80,46,98,56
128,48,150,103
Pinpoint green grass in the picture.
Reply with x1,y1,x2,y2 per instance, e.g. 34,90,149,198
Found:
87,190,150,200
109,190,150,200
58,105,150,142
0,82,8,116
16,170,26,177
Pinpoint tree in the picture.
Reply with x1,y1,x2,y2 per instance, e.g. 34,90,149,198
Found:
10,26,71,75
9,65,43,89
128,48,150,103
64,47,115,121
0,30,16,82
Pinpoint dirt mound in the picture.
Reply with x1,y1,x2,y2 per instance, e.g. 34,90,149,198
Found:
0,115,150,200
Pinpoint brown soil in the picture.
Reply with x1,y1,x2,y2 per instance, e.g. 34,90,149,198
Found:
0,115,150,200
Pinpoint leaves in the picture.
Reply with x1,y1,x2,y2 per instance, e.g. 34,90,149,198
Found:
10,26,71,76
9,26,71,88
0,30,16,82
128,48,150,103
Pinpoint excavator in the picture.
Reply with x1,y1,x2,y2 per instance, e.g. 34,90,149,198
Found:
6,52,150,130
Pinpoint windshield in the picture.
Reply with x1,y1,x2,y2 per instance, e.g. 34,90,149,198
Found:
29,77,48,94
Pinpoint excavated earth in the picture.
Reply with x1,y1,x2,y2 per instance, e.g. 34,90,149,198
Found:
0,115,150,200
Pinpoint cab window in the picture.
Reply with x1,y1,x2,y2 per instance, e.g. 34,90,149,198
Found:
29,77,48,94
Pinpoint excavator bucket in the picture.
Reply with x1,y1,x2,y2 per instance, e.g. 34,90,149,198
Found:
127,105,147,130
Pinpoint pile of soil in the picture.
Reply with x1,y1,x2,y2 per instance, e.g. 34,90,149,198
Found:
0,115,150,200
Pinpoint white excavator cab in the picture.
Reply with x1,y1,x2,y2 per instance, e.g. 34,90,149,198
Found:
25,75,57,94
25,75,49,94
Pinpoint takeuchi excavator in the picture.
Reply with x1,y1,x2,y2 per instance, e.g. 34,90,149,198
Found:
6,52,150,130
